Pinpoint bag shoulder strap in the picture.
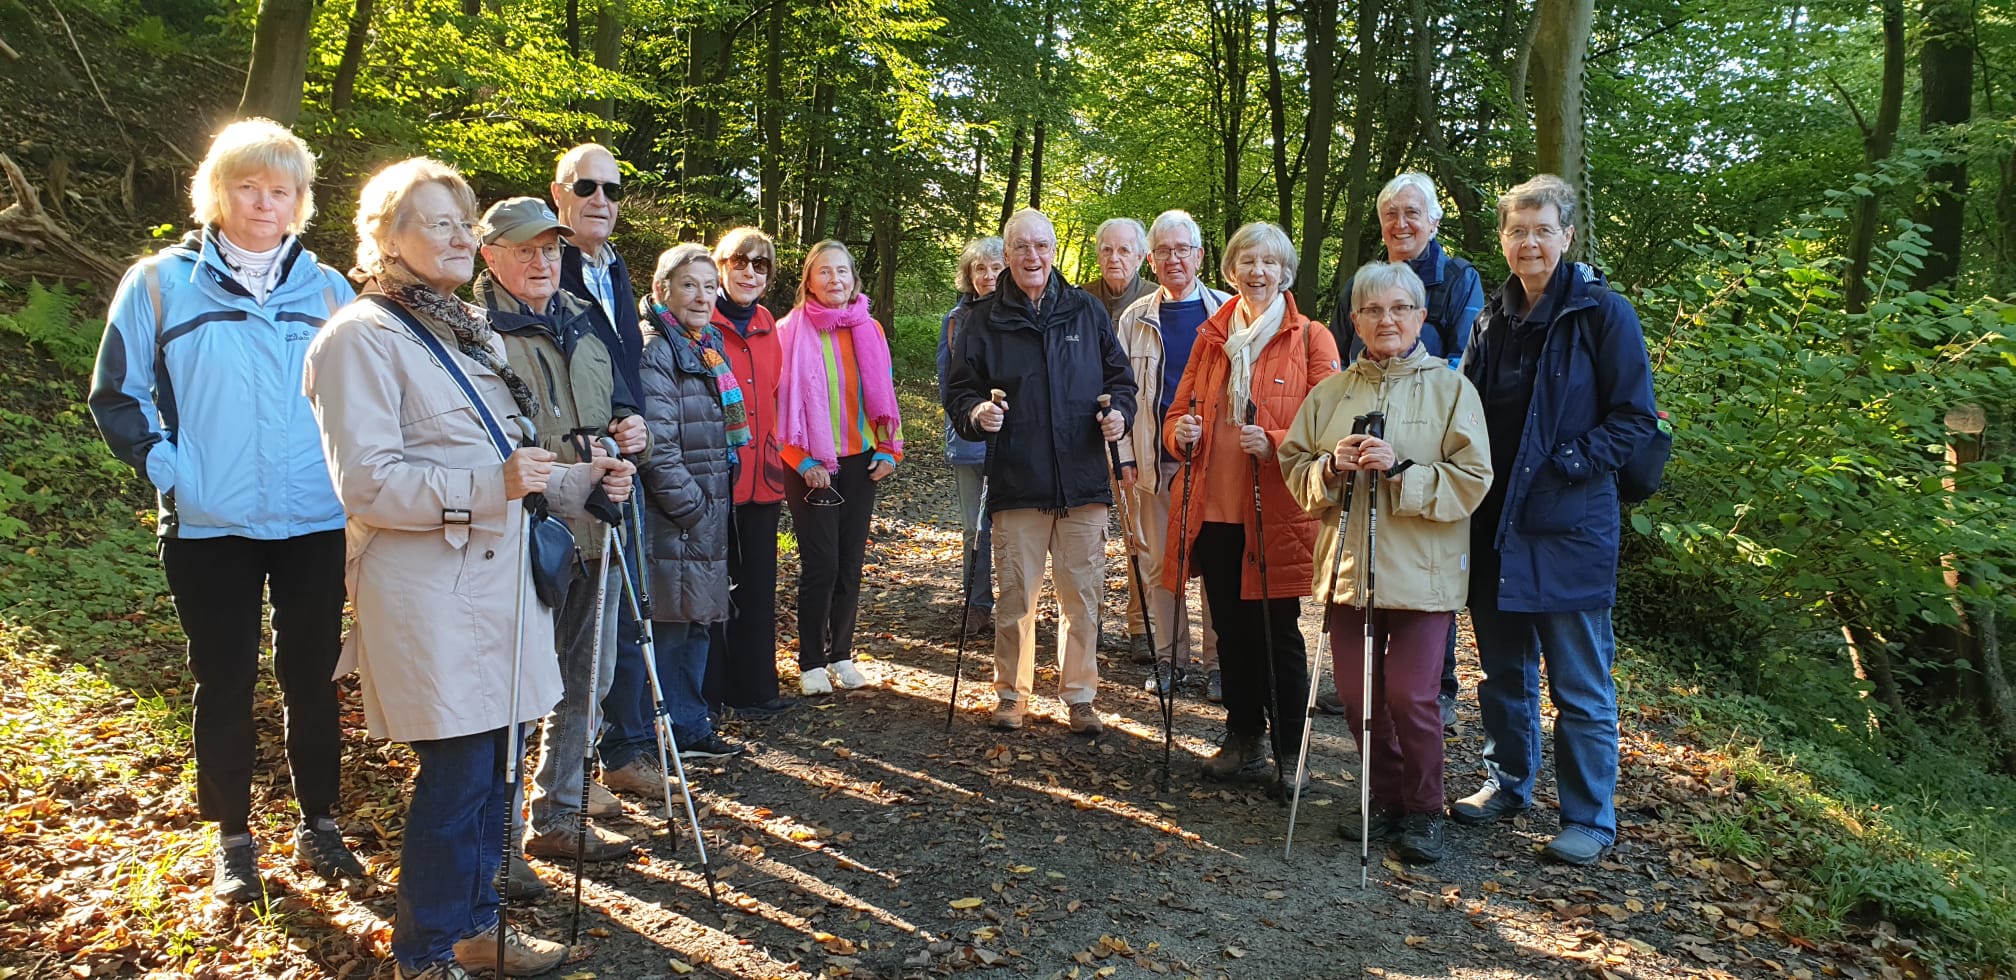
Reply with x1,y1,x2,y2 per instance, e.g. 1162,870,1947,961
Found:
362,295,514,461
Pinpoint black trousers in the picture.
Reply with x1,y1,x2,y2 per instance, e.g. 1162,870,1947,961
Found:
1195,521,1309,762
706,500,783,707
784,452,876,671
159,530,347,832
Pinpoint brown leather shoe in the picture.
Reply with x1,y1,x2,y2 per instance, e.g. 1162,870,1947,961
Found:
1067,702,1104,736
452,924,565,976
990,698,1026,731
524,819,636,863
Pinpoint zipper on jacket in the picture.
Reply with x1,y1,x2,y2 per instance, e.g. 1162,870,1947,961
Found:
535,348,562,418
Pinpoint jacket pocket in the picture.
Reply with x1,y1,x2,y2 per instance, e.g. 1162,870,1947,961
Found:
1517,463,1582,535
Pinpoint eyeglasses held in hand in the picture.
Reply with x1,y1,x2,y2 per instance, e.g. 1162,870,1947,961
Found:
568,178,626,201
807,487,845,507
725,253,774,276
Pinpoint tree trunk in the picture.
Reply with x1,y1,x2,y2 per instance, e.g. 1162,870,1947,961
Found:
871,205,899,325
1208,0,1254,244
1506,9,1540,178
590,1,624,142
1910,0,1973,292
760,0,783,237
1030,118,1046,208
1409,0,1484,253
800,81,835,243
331,0,375,115
566,0,581,57
238,0,314,126
461,0,480,14
1293,0,1339,313
1530,0,1594,259
999,124,1025,232
1334,0,1384,281
968,131,986,236
1265,0,1293,231
1844,0,1904,314
682,14,724,235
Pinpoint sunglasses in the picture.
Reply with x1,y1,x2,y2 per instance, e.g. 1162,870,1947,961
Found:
807,487,845,507
725,253,774,276
567,178,626,201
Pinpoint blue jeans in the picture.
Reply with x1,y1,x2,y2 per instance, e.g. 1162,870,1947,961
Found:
1469,605,1620,845
527,560,622,838
393,727,516,971
653,621,714,745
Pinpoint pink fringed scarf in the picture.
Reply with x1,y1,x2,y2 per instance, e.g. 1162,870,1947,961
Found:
777,294,903,472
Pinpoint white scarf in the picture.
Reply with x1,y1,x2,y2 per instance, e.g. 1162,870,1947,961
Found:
1221,292,1285,419
217,230,289,304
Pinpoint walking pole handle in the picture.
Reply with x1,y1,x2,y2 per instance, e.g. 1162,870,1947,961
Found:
990,388,1006,406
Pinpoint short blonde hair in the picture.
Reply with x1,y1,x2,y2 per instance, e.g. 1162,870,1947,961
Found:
191,118,317,234
352,157,477,280
712,226,775,267
796,239,859,309
954,236,1004,296
1221,221,1298,289
653,243,716,287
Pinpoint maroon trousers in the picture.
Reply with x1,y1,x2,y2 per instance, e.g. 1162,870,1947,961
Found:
1326,606,1454,815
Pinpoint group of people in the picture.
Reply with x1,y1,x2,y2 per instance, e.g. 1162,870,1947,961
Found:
86,115,1655,980
940,176,1655,868
89,120,902,980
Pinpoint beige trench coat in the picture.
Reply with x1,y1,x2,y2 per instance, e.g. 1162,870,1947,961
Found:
304,295,597,744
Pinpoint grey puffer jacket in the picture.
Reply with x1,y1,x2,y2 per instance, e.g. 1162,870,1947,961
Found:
638,320,731,624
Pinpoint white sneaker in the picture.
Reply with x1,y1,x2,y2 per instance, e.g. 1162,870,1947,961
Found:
800,667,833,695
829,660,873,690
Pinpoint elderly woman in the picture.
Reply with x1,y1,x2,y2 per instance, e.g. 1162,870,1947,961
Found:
88,118,358,905
1281,261,1493,863
1451,174,1657,866
702,227,795,719
1331,172,1487,729
638,244,743,761
303,157,633,980
939,236,1005,635
1164,222,1339,793
779,240,902,696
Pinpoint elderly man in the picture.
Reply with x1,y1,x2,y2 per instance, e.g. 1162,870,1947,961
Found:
1084,217,1155,326
549,143,662,810
1328,172,1486,731
945,208,1138,735
1113,210,1227,699
474,197,648,878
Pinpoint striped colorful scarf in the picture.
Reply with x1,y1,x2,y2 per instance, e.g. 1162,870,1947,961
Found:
651,300,749,448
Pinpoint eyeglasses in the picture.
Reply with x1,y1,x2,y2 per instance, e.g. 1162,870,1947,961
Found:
1151,244,1200,262
416,217,477,241
500,242,562,264
1007,240,1054,257
806,487,845,507
724,253,774,276
1500,225,1562,243
567,178,626,201
1355,303,1421,322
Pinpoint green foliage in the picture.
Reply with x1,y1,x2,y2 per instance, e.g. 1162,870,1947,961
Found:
0,282,103,377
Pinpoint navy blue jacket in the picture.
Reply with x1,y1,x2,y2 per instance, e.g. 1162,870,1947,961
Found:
560,240,645,408
943,271,1138,514
1463,262,1656,613
1336,237,1485,369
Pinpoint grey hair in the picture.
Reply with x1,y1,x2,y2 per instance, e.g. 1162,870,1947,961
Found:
954,236,1004,295
1095,217,1148,253
652,242,716,286
1220,221,1298,289
1148,209,1202,248
1376,172,1444,223
1348,260,1427,312
1002,207,1056,247
555,142,617,183
1497,173,1578,230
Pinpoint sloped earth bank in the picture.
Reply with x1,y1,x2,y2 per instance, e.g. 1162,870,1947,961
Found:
3,399,1883,980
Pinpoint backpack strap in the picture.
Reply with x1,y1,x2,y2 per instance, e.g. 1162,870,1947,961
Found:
144,261,165,350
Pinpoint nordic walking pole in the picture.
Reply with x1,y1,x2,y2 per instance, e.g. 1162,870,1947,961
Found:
1099,395,1165,789
947,388,1005,733
571,436,624,944
1286,447,1356,859
1171,396,1197,782
1244,402,1287,789
611,499,720,903
499,416,542,971
1357,413,1384,889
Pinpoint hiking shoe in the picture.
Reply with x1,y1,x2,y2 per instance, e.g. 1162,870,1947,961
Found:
295,817,366,880
585,780,622,818
728,697,798,720
1067,702,1105,736
502,854,546,902
525,818,637,863
1128,635,1156,665
1397,812,1447,863
1449,782,1532,825
1201,732,1268,781
829,659,874,690
1542,826,1611,866
990,698,1026,731
1315,688,1348,716
1439,694,1460,735
397,961,471,980
453,923,566,976
213,833,264,904
1270,766,1313,801
1144,662,1181,696
800,667,834,695
679,732,744,761
1338,805,1404,842
1205,669,1223,704
961,606,992,636
601,755,673,796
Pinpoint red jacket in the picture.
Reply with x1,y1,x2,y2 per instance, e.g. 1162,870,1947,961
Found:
714,302,786,505
1160,294,1340,600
